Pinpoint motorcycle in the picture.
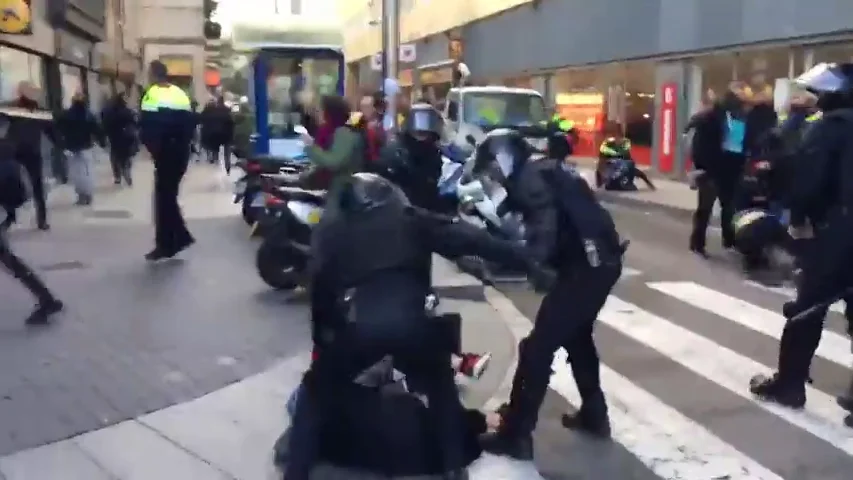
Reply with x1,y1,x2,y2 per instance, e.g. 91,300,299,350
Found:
233,156,307,226
255,183,325,291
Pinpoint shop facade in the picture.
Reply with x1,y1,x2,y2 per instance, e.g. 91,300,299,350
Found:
460,0,853,176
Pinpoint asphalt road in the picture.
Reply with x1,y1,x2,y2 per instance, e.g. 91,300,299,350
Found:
496,200,853,480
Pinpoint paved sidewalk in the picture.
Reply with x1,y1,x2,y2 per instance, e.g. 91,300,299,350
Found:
569,156,709,222
0,256,524,479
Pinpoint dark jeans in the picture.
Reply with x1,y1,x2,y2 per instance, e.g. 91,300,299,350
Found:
18,156,47,226
109,148,133,184
690,173,737,250
207,144,232,172
503,263,621,436
153,145,193,251
1,215,55,302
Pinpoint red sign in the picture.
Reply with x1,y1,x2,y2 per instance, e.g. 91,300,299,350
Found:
658,82,677,173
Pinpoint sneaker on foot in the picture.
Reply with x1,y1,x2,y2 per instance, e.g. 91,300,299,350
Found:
458,352,491,379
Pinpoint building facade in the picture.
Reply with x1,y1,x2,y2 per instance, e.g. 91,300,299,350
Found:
139,0,206,102
341,0,853,177
0,0,141,111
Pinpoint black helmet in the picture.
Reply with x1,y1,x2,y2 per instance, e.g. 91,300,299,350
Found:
403,103,443,137
546,129,572,159
794,62,853,110
471,128,532,183
339,172,410,213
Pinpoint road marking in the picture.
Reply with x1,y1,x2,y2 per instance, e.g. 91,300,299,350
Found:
600,296,853,457
743,280,845,315
550,348,782,479
621,267,642,278
648,281,851,369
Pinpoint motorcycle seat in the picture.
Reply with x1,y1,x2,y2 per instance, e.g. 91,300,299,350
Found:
279,187,326,204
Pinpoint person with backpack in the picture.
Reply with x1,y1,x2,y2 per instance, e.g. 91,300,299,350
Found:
0,116,64,325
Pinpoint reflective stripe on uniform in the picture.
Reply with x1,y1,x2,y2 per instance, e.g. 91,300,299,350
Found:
141,85,191,112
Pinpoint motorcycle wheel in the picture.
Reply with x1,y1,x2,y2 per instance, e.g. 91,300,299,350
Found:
256,239,305,291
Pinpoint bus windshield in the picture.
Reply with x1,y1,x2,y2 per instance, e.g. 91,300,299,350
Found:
265,50,342,137
462,92,547,129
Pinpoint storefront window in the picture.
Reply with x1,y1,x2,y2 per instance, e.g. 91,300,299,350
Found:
59,64,85,108
461,90,546,128
812,42,853,65
0,47,45,106
621,62,655,162
696,52,737,104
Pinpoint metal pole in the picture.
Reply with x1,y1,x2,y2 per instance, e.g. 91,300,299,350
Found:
383,0,399,133
380,0,389,88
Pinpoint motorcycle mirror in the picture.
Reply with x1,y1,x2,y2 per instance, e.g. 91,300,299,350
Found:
465,134,477,146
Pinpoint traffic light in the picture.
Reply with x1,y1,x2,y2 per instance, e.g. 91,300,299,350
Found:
204,21,222,39
203,0,218,18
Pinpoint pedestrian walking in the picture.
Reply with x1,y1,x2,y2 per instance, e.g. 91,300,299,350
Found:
101,91,138,186
140,60,196,261
6,82,54,230
0,116,63,324
56,91,106,205
200,96,235,173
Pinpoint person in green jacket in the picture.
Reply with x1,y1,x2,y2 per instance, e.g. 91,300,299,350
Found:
299,94,365,211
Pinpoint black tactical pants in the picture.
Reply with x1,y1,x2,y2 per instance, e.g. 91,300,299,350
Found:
153,145,193,252
779,226,853,387
691,173,737,250
502,262,621,436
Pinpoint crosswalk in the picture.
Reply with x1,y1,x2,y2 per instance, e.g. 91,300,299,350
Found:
499,267,853,480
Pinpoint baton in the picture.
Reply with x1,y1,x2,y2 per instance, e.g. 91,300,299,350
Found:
787,285,853,323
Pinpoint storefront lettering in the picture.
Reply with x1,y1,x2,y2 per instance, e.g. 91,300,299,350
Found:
658,82,677,173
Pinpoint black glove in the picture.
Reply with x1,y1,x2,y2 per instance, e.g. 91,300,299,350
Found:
527,260,556,293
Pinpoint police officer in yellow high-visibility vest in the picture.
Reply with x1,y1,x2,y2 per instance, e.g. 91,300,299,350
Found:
140,60,196,261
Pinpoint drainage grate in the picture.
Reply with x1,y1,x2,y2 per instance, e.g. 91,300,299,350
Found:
86,209,132,219
40,260,89,272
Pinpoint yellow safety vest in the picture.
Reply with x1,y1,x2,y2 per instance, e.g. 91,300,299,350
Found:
599,137,631,156
551,114,574,132
141,84,191,112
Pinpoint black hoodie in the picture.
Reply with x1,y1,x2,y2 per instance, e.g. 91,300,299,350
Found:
56,100,105,152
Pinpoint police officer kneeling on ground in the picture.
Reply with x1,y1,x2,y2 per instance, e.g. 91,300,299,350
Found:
284,173,551,480
139,60,196,261
476,127,626,459
749,63,853,419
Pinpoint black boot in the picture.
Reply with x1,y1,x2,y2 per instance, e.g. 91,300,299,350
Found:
1,245,63,325
480,429,533,460
561,410,612,439
837,376,853,412
749,373,806,409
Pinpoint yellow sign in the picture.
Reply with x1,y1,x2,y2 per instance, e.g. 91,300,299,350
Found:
0,0,32,35
159,57,193,77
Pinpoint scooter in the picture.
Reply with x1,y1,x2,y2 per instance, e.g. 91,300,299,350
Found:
233,156,308,226
255,183,325,291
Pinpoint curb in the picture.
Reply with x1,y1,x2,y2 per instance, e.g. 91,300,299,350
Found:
595,190,722,226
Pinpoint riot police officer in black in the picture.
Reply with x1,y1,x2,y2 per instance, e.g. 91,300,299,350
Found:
749,63,853,413
377,102,445,212
476,128,625,460
285,173,549,480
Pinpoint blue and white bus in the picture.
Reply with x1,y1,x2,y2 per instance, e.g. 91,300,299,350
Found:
231,19,344,158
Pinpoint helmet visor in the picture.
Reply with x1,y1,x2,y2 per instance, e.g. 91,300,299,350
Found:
408,106,442,134
795,63,848,94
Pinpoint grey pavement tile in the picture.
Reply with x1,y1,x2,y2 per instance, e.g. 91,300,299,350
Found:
74,420,231,480
138,355,308,479
0,440,114,480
